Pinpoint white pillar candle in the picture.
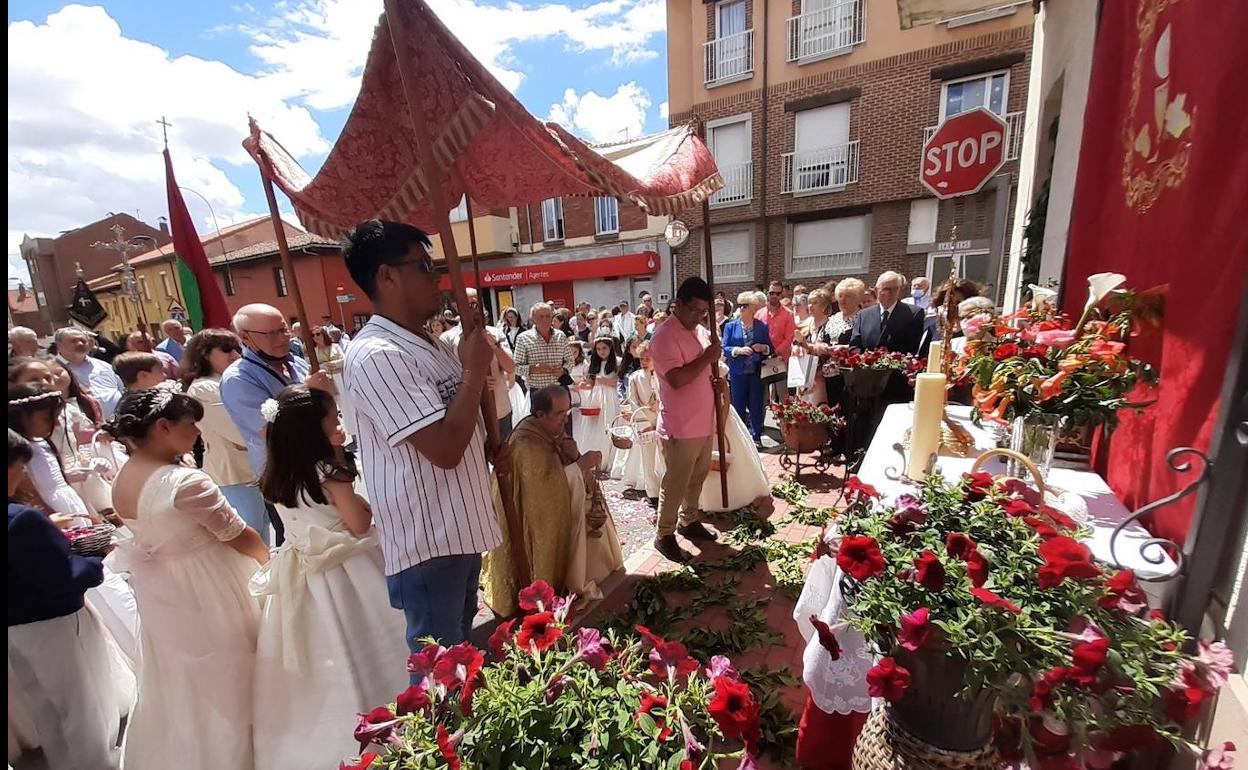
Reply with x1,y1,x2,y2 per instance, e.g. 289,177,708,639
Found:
926,341,943,374
908,372,947,480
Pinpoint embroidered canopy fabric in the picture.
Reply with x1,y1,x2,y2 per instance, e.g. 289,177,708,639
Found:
243,0,722,238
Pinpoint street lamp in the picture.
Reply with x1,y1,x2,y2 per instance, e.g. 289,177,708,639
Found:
178,186,233,286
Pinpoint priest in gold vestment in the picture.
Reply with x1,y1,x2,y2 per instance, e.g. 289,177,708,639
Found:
483,386,625,616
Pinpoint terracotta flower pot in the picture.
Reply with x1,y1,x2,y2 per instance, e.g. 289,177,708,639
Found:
889,647,996,752
780,421,828,452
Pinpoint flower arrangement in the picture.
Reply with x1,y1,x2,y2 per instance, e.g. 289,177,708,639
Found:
820,473,1233,770
825,347,926,386
769,397,847,432
959,273,1159,429
343,580,762,770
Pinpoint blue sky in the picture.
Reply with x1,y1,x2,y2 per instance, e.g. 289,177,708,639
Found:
7,0,671,286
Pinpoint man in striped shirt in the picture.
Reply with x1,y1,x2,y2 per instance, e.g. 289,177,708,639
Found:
512,302,574,394
341,220,504,658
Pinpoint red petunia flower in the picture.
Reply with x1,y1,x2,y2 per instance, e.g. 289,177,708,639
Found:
945,533,977,559
516,612,563,652
708,676,761,749
837,535,885,580
809,615,841,660
518,580,557,613
844,475,881,502
1070,637,1111,686
965,548,989,587
488,618,518,660
353,707,398,751
575,627,613,671
1099,569,1148,613
433,642,485,714
897,608,932,652
1036,504,1079,531
340,753,378,770
637,692,674,741
407,644,444,680
912,549,946,591
963,472,995,501
394,685,431,717
1002,498,1037,518
1023,515,1063,540
635,624,666,647
436,724,461,770
1163,665,1217,724
1029,666,1070,711
993,342,1021,361
1037,536,1102,588
866,657,912,703
970,587,1021,614
649,638,700,681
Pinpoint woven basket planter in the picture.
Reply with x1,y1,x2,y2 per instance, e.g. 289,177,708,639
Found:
780,421,828,453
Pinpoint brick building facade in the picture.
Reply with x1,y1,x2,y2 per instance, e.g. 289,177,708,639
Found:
666,0,1034,300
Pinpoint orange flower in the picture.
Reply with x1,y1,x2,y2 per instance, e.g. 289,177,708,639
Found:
1087,340,1125,361
987,393,1014,424
1058,356,1087,373
1036,371,1070,402
973,385,1002,413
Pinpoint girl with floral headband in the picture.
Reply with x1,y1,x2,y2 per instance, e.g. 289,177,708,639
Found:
251,384,409,768
104,387,269,770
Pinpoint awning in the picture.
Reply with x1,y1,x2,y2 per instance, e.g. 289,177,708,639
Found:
436,251,659,290
243,0,722,238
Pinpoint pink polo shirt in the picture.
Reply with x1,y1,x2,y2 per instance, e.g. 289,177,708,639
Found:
756,305,797,358
650,321,714,440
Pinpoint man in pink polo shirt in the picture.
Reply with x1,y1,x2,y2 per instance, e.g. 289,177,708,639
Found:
649,277,723,563
756,280,797,404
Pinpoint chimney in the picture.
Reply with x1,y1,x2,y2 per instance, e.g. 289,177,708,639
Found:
159,220,170,238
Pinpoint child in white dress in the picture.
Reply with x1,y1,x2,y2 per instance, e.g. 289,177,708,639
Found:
574,337,621,472
251,385,410,770
619,343,662,501
105,388,269,770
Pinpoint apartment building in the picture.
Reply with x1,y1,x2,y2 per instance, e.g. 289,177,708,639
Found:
667,0,1034,300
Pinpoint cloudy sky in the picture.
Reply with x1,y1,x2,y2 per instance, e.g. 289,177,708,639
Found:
7,1,671,285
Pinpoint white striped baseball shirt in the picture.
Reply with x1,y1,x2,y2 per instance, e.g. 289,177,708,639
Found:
344,314,502,576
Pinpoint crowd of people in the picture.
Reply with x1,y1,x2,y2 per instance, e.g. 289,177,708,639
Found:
7,211,982,769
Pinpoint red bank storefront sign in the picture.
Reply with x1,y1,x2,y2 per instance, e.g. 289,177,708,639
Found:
438,251,659,290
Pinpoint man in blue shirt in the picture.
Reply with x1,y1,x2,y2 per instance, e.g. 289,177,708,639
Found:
154,319,187,362
221,303,333,544
55,327,124,419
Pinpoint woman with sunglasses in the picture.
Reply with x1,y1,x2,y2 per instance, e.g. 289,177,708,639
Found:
181,329,272,545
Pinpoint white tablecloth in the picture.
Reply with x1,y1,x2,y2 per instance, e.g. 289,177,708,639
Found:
794,403,1173,715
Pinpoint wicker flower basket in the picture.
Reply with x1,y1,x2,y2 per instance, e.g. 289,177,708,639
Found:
780,421,827,453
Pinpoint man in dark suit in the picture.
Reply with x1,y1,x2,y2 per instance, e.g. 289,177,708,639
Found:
849,271,925,354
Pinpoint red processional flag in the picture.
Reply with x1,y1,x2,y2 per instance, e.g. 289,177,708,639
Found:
164,149,232,330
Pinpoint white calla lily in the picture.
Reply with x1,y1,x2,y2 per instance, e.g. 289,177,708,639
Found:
1029,285,1057,310
1085,273,1126,312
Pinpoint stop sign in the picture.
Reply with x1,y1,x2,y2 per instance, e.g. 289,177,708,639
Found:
919,107,1008,199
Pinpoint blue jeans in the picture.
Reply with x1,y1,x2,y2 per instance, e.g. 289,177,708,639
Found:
387,553,482,680
729,371,766,440
221,483,270,547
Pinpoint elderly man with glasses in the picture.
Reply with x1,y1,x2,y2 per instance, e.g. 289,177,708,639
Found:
220,303,335,544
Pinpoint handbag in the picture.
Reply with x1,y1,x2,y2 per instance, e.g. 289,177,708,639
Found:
760,356,787,383
787,353,818,389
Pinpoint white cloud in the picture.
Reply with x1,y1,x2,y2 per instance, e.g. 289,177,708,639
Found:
659,101,669,121
7,5,330,271
240,0,667,106
547,82,652,144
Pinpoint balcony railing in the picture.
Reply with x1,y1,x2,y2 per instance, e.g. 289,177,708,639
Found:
710,161,753,207
780,140,861,195
704,30,754,87
923,111,1025,160
787,0,865,63
790,250,866,277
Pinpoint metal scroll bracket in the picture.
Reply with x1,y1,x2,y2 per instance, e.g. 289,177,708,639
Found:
883,442,938,485
1108,447,1212,583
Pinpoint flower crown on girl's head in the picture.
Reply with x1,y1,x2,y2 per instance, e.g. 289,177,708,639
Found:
260,398,280,424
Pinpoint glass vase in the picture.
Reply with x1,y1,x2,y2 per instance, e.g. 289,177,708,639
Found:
1009,413,1061,481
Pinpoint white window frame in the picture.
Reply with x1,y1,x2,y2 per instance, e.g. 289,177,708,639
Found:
594,197,620,235
907,198,939,247
449,196,469,223
159,270,174,297
716,0,746,38
939,69,1010,121
138,275,151,301
707,225,754,284
785,214,870,279
541,198,565,242
707,113,753,208
274,266,289,297
925,249,993,291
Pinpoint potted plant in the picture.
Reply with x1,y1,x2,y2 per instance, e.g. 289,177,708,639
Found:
821,473,1234,770
770,397,846,453
958,273,1159,474
343,581,763,770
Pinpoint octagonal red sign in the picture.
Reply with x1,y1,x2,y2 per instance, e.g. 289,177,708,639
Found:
919,107,1008,199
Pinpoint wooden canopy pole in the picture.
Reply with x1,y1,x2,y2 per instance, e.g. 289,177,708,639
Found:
700,195,731,510
256,145,320,374
384,0,531,588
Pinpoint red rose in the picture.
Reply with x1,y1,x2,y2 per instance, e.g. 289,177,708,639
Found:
1037,536,1102,588
1099,569,1148,613
866,657,912,703
970,587,1021,614
518,580,556,613
708,676,761,748
1029,666,1071,711
809,615,842,660
488,618,517,659
1070,637,1110,686
353,707,398,751
436,724,461,770
962,472,995,501
912,550,946,591
394,685,430,716
993,342,1021,360
945,533,977,559
516,611,563,652
965,548,989,587
637,692,674,741
897,608,932,652
836,535,885,580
